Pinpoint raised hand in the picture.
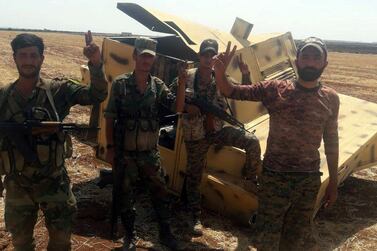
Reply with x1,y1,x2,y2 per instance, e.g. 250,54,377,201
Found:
238,53,250,75
83,30,102,67
212,41,237,75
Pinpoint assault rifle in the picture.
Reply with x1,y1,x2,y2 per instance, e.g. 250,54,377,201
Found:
185,96,251,133
110,101,127,238
0,120,98,163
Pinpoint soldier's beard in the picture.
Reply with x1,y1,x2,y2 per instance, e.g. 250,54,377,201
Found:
297,66,325,81
17,65,41,79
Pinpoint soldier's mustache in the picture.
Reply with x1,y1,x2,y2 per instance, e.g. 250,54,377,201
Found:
21,65,37,69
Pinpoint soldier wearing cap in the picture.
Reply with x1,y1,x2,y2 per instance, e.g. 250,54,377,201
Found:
213,37,339,251
170,38,262,237
104,37,185,250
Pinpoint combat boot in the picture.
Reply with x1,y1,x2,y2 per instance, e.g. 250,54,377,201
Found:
122,233,137,251
190,216,203,236
159,222,185,250
121,213,137,251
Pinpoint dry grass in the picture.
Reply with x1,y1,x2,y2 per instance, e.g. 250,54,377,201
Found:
322,52,377,103
1,31,377,250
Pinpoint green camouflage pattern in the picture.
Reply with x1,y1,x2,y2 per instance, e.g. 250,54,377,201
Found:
105,72,176,226
4,172,76,251
121,149,171,222
104,72,176,151
0,64,107,250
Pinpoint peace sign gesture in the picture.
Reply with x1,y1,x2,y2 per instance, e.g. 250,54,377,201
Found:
212,41,237,75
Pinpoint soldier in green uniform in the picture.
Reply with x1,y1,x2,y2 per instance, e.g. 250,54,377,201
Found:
170,39,262,236
104,37,185,250
0,32,107,251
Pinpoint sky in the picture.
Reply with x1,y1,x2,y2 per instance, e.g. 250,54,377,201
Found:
0,0,376,43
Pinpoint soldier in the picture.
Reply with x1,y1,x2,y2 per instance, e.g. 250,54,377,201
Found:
104,37,185,250
0,32,107,251
213,37,339,251
170,39,262,236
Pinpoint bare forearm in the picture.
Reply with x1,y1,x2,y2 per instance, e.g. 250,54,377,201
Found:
214,71,235,97
326,152,339,184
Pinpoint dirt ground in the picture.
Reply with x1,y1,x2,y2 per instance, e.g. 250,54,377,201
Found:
1,31,377,250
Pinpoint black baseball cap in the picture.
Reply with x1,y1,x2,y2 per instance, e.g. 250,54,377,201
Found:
297,37,328,58
199,39,218,55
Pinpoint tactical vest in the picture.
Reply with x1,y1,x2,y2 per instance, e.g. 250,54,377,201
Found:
116,76,162,151
0,79,72,179
182,68,225,142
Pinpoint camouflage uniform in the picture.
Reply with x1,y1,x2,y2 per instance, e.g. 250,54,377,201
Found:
0,64,107,251
171,68,261,216
104,72,176,225
230,79,339,250
255,169,321,251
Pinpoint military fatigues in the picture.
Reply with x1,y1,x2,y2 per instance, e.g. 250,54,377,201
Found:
171,68,261,216
104,72,176,225
0,64,107,251
230,80,340,251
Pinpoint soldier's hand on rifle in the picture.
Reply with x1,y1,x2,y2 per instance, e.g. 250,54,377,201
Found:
212,41,237,75
83,30,102,68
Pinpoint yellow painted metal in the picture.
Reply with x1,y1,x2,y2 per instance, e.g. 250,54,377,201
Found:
80,3,377,224
98,38,135,161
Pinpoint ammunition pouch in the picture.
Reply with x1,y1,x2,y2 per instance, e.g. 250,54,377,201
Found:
123,118,159,151
0,131,71,177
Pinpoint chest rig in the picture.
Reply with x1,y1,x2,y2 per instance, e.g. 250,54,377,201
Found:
0,80,71,179
116,76,162,151
182,69,225,141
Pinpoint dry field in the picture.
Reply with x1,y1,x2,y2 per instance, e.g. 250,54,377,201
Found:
1,31,377,250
